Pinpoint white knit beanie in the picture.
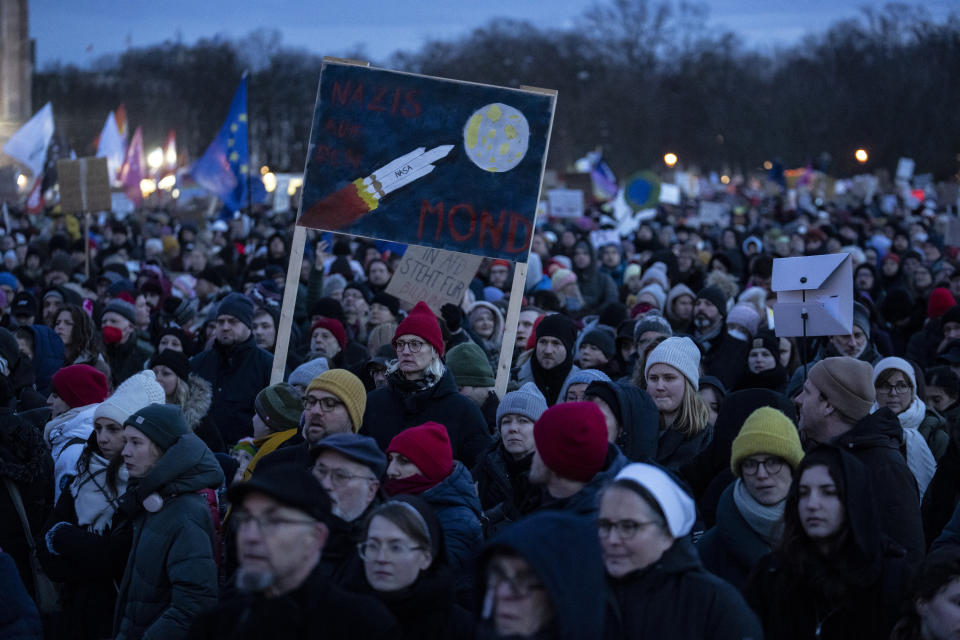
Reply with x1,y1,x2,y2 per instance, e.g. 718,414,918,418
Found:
873,356,917,389
93,370,166,425
645,336,700,388
637,284,666,311
614,463,696,537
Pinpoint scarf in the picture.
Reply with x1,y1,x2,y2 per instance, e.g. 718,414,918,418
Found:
384,473,441,497
71,452,129,534
531,352,573,406
732,478,785,546
893,396,926,431
870,400,936,497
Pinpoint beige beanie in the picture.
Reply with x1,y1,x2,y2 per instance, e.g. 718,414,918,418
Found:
808,357,876,421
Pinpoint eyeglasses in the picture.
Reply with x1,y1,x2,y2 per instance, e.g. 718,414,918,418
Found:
233,511,317,534
877,382,911,395
358,541,424,560
312,464,375,488
486,565,546,597
741,457,785,476
394,339,425,353
303,396,345,411
597,518,661,540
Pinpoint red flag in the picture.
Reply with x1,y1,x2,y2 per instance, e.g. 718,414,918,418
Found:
119,126,145,204
25,176,44,214
115,104,128,140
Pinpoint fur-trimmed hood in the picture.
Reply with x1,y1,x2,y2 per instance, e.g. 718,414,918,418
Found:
181,373,213,430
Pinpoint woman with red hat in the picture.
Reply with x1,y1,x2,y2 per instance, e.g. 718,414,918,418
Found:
384,422,483,583
361,301,491,467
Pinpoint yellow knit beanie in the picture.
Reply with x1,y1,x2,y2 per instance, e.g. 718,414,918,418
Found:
305,369,367,432
730,407,804,477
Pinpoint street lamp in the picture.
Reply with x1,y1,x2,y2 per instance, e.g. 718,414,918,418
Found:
663,153,678,168
855,149,868,163
147,148,164,171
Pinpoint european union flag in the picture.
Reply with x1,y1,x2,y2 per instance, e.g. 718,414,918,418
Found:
191,74,265,212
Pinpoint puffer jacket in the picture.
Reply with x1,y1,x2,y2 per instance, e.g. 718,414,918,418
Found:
179,373,225,453
43,403,98,502
420,462,483,574
113,434,224,640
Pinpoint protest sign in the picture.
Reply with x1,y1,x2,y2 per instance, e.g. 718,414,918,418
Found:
624,171,660,210
386,245,483,314
57,157,111,214
295,60,556,262
659,183,681,205
547,188,584,218
896,157,915,181
589,229,620,250
698,201,730,227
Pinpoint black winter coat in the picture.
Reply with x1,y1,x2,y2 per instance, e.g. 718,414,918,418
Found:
190,334,273,446
696,483,772,592
361,368,492,467
700,329,750,392
831,408,926,564
604,537,762,640
0,408,54,599
588,380,660,462
104,337,152,388
189,563,399,640
471,445,541,536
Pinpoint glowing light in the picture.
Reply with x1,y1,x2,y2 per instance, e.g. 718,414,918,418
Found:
16,174,27,188
140,178,157,197
157,175,176,191
165,146,177,167
763,161,773,171
663,153,678,168
720,175,731,185
855,149,869,163
147,148,164,170
171,188,180,199
263,172,277,193
287,177,303,196
260,165,270,176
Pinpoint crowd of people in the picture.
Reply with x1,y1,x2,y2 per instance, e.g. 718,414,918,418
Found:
3,185,960,639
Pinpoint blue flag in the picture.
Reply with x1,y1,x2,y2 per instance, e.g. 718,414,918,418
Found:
191,75,265,212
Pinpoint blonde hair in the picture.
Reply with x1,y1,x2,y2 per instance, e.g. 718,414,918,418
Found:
367,323,398,356
662,379,711,438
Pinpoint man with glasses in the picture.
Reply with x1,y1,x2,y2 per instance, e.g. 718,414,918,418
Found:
310,433,386,582
255,369,367,470
795,356,925,564
190,463,397,637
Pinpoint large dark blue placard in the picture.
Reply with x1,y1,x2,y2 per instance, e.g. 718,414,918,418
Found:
296,61,556,263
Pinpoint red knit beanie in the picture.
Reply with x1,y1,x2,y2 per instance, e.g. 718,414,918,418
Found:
533,402,608,482
525,314,545,351
393,301,445,357
51,364,109,408
928,287,956,319
310,317,347,349
386,422,453,482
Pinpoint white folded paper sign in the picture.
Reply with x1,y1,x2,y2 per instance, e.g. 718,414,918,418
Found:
772,253,853,338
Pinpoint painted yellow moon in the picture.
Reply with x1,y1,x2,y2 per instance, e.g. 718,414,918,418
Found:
462,103,530,172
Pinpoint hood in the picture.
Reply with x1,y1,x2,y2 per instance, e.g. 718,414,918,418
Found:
422,461,482,517
27,324,65,396
592,380,659,461
181,373,213,429
476,510,606,640
124,433,224,510
616,535,702,586
467,300,504,349
559,444,629,516
665,283,696,321
572,239,597,278
834,406,904,452
44,403,97,451
0,408,52,484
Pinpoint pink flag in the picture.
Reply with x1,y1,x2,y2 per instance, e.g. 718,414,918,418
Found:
118,126,145,204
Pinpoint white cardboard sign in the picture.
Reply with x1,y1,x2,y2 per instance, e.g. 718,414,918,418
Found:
659,183,681,205
547,188,584,218
385,245,483,315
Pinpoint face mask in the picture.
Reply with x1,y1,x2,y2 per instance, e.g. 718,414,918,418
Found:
632,302,653,316
102,326,124,344
728,329,748,342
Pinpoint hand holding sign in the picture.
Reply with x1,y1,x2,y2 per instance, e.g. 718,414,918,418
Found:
298,145,454,230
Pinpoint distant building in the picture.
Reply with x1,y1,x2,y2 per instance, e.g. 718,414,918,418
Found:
0,0,31,155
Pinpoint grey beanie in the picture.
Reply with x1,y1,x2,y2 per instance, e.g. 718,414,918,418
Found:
580,328,616,360
557,368,612,404
496,382,548,427
101,298,137,326
124,403,187,451
634,312,673,341
288,356,330,388
852,302,871,338
645,336,701,388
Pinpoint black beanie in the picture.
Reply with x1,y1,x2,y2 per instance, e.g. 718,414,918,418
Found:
584,381,622,427
124,404,188,451
598,303,627,329
695,287,728,316
581,328,616,360
371,292,400,317
536,313,577,353
150,349,190,381
217,292,254,329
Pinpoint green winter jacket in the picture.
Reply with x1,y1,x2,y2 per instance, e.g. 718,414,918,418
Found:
113,434,224,640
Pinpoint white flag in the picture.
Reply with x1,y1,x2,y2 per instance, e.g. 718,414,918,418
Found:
96,111,126,185
3,102,54,178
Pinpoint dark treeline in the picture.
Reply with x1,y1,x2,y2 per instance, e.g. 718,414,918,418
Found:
33,1,960,179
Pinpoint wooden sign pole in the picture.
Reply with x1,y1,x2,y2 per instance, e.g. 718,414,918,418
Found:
494,261,527,398
270,224,307,384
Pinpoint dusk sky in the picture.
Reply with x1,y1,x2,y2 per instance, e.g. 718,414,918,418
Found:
31,0,955,68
